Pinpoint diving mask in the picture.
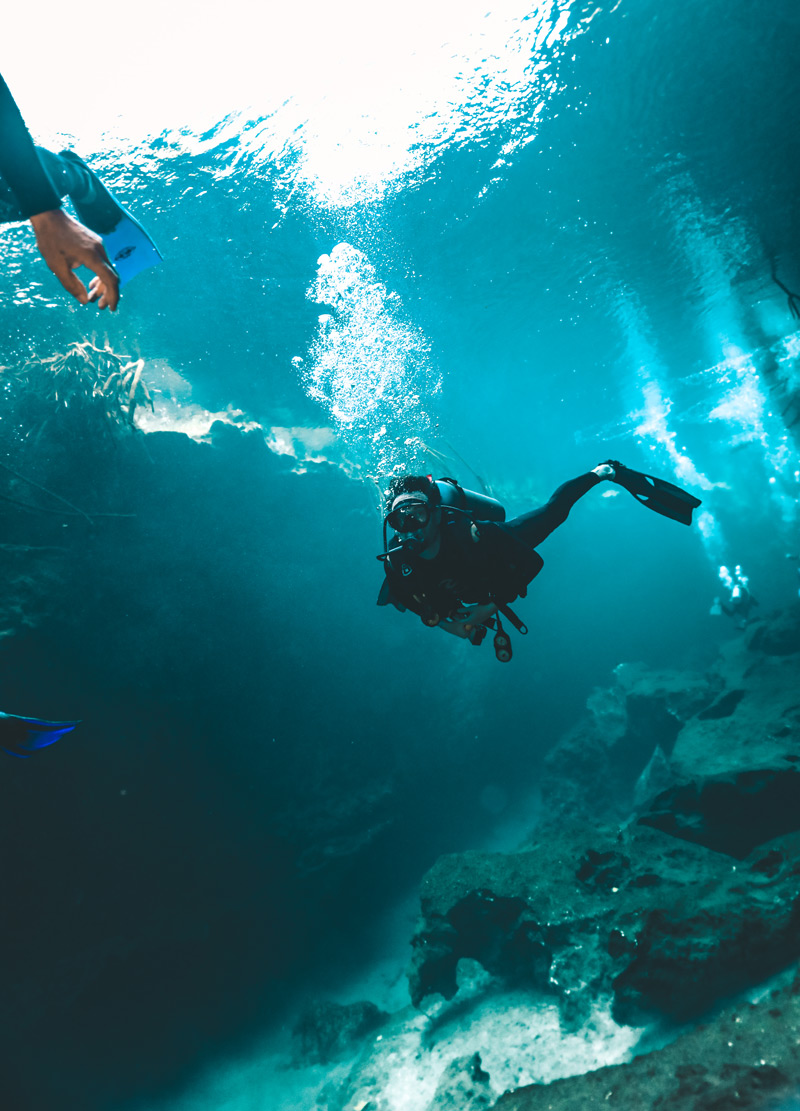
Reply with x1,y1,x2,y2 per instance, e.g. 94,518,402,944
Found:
387,500,432,534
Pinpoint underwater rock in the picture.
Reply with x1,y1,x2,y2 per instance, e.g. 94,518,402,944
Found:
539,716,626,827
611,662,720,721
400,609,800,1110
539,665,722,828
747,602,800,657
695,687,746,720
492,962,800,1110
408,824,800,1027
655,609,800,783
638,766,800,858
425,1051,495,1110
292,999,389,1065
539,608,800,834
575,848,631,891
611,837,800,1025
408,850,559,1009
632,744,675,808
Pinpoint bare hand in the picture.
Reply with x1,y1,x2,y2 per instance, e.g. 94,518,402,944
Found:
29,208,120,311
440,602,499,639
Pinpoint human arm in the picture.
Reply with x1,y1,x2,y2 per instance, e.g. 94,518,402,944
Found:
0,74,61,217
0,75,119,309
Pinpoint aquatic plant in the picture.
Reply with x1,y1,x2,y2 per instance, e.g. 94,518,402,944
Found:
1,340,154,449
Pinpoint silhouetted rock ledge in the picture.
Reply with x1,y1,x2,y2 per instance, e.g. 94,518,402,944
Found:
399,607,800,1109
274,612,800,1109
537,605,800,830
494,963,800,1110
408,824,800,1027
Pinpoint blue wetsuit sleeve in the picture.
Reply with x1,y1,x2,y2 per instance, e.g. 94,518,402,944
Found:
0,74,62,218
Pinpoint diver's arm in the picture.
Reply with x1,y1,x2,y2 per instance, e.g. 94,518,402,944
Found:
0,74,61,217
0,74,119,310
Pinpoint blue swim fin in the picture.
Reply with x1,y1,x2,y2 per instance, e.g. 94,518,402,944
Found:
58,150,162,286
607,461,702,526
0,712,79,758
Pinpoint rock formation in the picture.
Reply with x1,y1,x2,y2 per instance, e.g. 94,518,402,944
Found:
319,605,800,1110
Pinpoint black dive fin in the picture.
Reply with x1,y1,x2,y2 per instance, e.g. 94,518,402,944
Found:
607,461,702,526
0,714,80,758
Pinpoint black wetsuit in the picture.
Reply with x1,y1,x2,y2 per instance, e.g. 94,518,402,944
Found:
0,74,62,220
381,470,602,622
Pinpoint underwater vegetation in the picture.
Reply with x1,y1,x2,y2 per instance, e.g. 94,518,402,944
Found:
0,341,151,535
1,340,153,450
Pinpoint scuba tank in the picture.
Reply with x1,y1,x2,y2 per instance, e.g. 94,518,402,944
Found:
434,478,505,522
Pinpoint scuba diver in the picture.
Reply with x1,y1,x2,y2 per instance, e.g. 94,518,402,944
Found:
0,72,160,310
377,460,702,662
0,711,78,759
710,565,758,629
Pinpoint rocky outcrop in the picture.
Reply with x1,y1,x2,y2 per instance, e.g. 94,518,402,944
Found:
407,823,800,1027
294,608,800,1111
408,609,800,1039
537,605,800,837
639,766,800,857
494,962,800,1110
402,607,800,1107
293,999,389,1064
426,1052,496,1110
537,663,723,827
668,609,800,782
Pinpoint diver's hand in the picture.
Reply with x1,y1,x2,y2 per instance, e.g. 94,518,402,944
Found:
440,602,498,639
29,208,120,311
438,619,472,639
86,273,118,310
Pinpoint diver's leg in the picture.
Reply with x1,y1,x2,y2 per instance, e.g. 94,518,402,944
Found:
505,470,604,547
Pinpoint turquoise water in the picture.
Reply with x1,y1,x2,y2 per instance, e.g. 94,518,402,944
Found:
1,0,799,1107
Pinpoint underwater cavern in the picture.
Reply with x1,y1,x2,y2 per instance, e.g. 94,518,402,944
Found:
2,1,800,1108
